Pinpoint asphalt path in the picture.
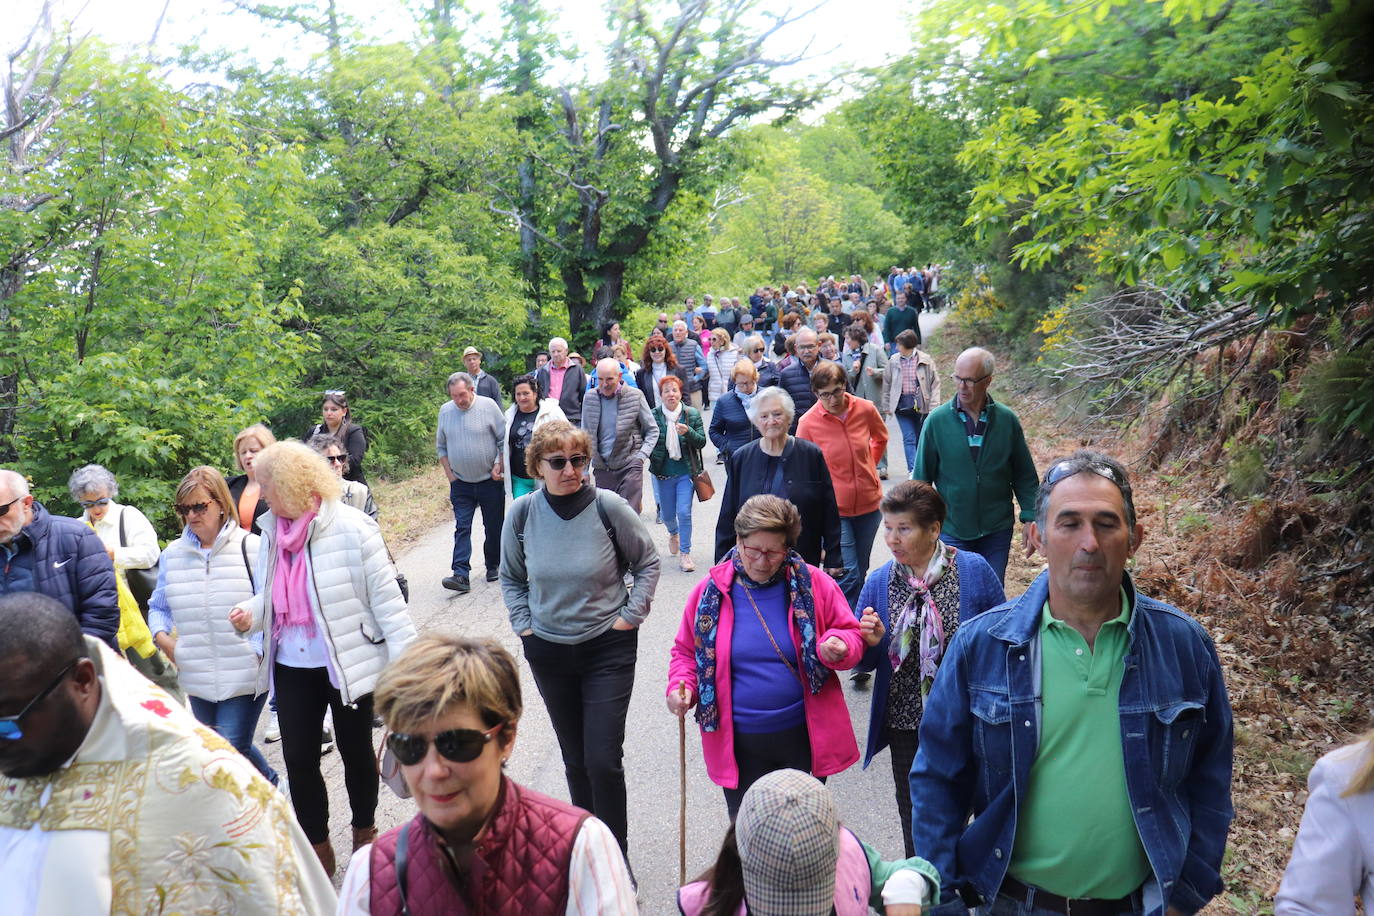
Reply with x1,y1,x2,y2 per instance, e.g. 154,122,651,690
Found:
260,311,948,912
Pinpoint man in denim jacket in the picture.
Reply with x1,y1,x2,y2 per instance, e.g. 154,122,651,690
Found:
911,450,1233,915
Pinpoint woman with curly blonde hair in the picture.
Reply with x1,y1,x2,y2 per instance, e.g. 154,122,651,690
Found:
229,440,417,877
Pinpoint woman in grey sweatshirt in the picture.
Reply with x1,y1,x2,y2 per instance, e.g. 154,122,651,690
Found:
500,420,661,860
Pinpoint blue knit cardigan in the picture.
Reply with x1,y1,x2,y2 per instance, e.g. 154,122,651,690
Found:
855,552,1006,768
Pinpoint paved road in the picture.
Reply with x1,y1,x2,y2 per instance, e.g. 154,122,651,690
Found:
265,311,948,912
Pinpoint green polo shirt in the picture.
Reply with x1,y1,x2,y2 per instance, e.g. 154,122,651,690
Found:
1009,592,1151,898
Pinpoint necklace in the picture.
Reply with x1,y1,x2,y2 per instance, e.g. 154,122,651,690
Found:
738,580,801,682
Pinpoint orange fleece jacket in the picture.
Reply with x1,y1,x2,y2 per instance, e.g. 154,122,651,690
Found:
796,394,889,517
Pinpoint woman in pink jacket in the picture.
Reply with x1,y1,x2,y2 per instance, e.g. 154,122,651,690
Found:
667,494,884,815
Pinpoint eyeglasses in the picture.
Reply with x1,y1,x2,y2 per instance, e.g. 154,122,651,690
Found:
0,659,78,741
543,454,590,471
77,497,111,509
0,496,24,518
1044,459,1127,489
174,501,215,516
324,454,348,465
386,723,504,766
816,387,846,401
750,347,764,353
953,373,991,386
738,542,787,563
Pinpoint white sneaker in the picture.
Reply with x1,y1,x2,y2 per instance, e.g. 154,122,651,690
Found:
264,711,281,743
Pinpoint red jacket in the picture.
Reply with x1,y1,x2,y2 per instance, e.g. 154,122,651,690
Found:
368,778,588,914
796,394,888,517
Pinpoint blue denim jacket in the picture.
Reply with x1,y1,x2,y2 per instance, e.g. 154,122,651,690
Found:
911,571,1234,915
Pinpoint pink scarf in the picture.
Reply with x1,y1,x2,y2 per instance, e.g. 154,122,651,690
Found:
272,506,319,641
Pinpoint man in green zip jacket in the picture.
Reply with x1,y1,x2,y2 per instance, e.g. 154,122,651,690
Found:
911,347,1038,583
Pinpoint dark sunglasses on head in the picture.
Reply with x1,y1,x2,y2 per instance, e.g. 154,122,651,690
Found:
544,454,590,471
386,723,503,766
0,659,78,741
175,501,214,516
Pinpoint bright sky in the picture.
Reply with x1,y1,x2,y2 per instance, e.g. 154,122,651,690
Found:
30,0,915,93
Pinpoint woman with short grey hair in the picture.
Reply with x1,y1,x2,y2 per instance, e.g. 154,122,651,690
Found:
713,387,842,570
69,463,168,689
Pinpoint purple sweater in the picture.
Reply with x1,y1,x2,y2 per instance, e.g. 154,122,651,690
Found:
729,578,804,732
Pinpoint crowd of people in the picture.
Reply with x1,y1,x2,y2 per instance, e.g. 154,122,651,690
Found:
0,269,1369,914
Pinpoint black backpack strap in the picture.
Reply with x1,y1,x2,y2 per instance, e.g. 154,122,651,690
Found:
118,507,127,547
593,492,626,574
240,535,255,593
395,821,411,916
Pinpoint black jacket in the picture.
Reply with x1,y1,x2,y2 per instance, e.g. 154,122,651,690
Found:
714,438,841,567
305,422,368,483
227,474,270,535
536,362,588,424
473,371,504,410
634,365,690,410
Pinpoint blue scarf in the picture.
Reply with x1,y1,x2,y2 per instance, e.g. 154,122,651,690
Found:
691,548,825,733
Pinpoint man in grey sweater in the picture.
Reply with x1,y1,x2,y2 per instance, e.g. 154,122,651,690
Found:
436,371,506,593
582,358,659,514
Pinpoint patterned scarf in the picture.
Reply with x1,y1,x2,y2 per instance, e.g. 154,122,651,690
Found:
888,544,957,692
691,548,825,733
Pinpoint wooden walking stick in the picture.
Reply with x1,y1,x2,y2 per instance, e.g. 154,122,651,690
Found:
678,680,688,885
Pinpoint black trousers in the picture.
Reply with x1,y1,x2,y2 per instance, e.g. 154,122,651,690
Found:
522,627,638,852
722,722,818,818
889,727,920,858
274,663,378,844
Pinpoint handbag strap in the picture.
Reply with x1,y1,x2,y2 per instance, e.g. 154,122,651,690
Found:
118,506,127,547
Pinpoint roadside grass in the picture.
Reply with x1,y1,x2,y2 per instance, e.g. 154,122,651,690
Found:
370,464,453,553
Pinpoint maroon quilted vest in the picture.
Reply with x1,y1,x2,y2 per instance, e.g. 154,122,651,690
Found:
369,778,590,915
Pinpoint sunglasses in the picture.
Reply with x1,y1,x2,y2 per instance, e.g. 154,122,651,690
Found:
175,501,215,516
649,347,666,353
0,659,78,741
1045,459,1127,489
78,497,111,509
544,454,590,471
324,454,348,464
386,723,503,766
0,496,24,517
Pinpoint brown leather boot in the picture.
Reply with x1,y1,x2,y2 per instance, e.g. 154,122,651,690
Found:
352,824,378,853
311,839,336,877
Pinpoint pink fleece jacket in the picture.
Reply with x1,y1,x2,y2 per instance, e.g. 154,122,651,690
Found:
667,557,864,789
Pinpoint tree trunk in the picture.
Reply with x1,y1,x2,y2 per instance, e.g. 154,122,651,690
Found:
0,267,20,459
566,263,625,353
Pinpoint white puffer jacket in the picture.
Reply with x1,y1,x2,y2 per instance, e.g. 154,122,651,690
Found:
246,500,416,705
160,524,265,702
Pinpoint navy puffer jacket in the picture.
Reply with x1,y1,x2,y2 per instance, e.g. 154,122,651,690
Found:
23,502,120,648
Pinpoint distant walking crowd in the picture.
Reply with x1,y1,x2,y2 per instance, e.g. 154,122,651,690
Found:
0,270,1369,914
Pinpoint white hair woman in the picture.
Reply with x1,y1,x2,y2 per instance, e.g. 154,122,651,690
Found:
712,386,842,572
